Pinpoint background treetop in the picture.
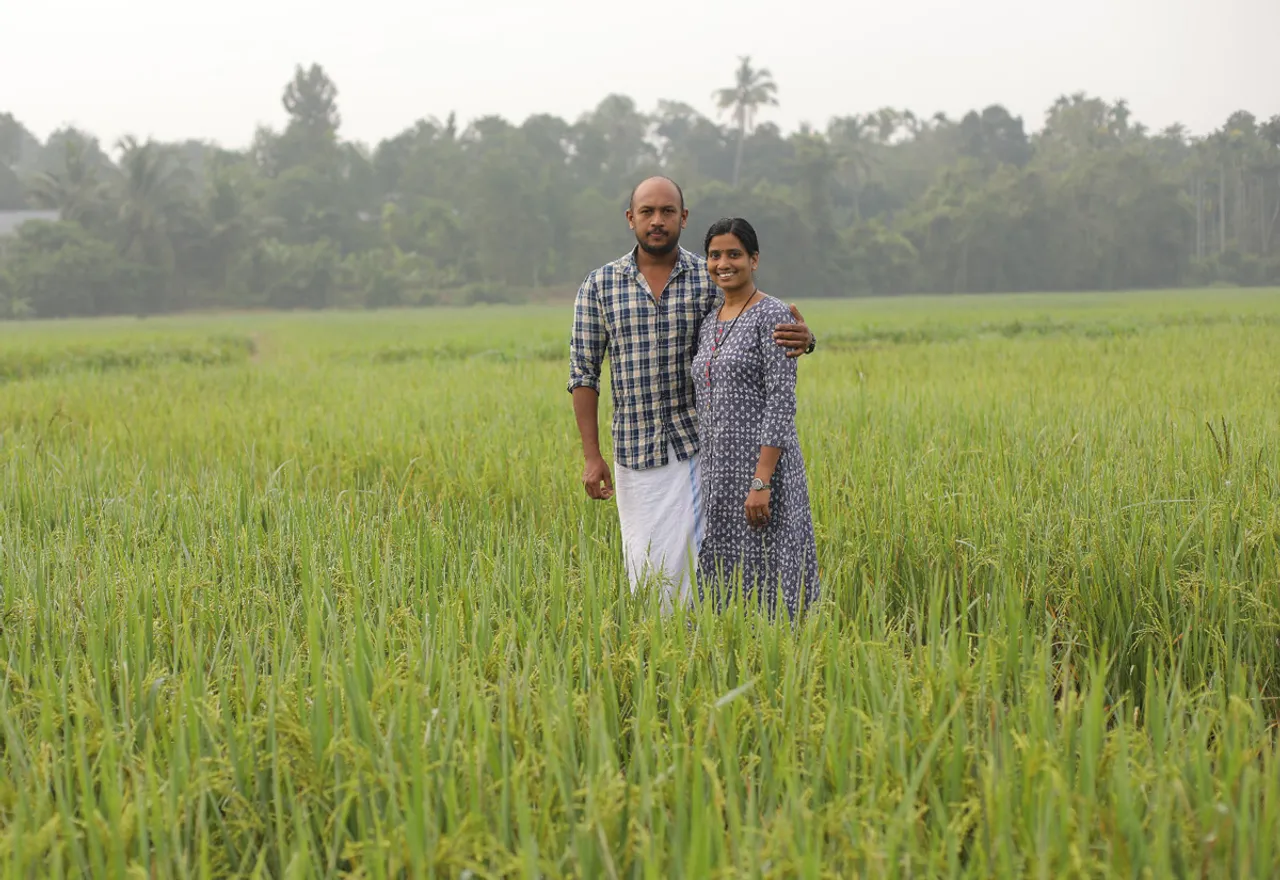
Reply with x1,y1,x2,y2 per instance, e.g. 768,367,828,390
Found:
1,62,1277,319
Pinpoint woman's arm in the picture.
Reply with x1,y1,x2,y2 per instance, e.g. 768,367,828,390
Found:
758,302,799,452
746,302,800,527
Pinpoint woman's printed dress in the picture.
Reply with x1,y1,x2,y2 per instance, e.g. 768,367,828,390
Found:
690,294,820,617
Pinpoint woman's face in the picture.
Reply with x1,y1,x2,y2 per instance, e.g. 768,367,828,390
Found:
706,233,758,293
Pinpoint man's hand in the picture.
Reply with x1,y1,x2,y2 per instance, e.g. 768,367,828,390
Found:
582,455,614,500
772,304,815,358
572,387,612,499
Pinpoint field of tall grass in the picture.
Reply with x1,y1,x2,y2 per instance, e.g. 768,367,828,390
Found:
1,288,1278,878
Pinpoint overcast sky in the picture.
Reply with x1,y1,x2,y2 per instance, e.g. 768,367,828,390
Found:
3,0,1276,150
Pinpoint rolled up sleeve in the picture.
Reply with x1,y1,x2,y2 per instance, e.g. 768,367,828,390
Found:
567,274,607,394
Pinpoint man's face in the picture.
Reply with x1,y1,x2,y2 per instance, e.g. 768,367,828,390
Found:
626,180,688,257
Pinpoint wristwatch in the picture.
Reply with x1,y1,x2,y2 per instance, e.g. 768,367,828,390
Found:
751,477,771,492
805,334,817,355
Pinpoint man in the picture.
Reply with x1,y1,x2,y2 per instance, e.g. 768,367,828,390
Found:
567,176,815,611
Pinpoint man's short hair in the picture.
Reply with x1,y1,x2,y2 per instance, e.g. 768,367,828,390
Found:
629,176,685,211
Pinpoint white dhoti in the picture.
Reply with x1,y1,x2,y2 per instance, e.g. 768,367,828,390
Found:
614,443,704,613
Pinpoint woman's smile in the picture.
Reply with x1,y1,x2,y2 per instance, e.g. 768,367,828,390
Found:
706,233,757,293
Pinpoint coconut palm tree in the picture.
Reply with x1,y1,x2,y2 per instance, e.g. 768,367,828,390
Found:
112,136,199,311
114,136,193,268
827,115,879,223
714,56,778,189
26,132,109,225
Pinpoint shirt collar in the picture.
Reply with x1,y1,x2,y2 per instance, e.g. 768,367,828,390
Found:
623,245,696,281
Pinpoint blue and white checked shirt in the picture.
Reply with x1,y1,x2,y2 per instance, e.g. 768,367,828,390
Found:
567,246,722,471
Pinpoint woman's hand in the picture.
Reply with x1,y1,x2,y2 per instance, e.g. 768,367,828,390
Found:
745,489,771,528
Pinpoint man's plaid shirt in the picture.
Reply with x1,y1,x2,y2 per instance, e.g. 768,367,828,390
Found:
567,246,721,471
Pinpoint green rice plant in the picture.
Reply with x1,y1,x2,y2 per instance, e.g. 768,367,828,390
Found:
0,288,1277,877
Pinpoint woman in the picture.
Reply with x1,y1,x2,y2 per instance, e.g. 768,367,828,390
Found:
691,217,820,618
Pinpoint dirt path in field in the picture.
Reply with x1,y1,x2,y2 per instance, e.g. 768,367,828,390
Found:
248,332,269,364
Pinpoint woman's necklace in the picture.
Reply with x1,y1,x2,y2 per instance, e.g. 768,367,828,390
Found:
711,287,758,362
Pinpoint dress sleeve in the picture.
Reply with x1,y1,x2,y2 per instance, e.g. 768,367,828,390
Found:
566,273,606,394
757,301,798,449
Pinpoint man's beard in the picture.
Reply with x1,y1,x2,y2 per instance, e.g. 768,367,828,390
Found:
636,230,679,257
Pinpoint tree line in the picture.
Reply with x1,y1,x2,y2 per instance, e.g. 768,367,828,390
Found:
1,59,1278,319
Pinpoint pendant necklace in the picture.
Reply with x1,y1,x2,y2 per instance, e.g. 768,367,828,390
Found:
708,287,757,372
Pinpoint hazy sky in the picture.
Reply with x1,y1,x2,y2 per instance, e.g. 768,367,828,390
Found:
3,0,1276,150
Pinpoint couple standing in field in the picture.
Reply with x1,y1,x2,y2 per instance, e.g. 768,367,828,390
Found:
567,176,820,618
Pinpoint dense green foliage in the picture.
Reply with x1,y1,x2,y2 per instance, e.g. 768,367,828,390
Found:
1,291,1277,876
1,63,1278,319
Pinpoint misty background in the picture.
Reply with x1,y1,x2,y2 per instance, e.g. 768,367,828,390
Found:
1,0,1278,318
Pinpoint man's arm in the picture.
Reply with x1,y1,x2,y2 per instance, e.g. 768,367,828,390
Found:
567,274,613,499
772,303,816,359
572,387,612,499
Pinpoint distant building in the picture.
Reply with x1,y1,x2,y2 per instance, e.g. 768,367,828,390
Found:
0,210,60,239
